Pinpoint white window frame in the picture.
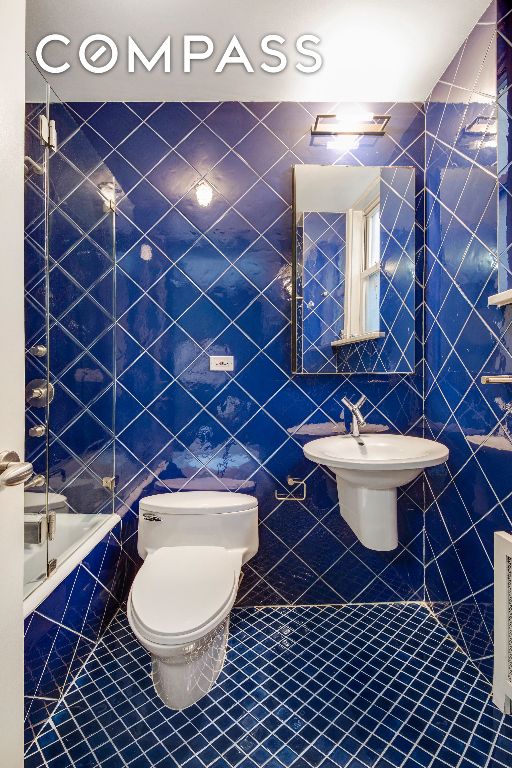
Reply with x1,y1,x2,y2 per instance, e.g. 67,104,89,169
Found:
343,196,381,341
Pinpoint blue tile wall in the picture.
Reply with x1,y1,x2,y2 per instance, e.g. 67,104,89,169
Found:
74,99,426,606
498,1,512,291
24,97,426,752
24,522,126,748
424,0,512,682
23,100,132,751
300,211,345,373
45,100,116,518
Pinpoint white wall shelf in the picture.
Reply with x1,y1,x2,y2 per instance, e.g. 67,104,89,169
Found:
488,289,512,307
331,331,385,348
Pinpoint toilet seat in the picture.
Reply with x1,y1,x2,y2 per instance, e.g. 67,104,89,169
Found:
128,546,239,646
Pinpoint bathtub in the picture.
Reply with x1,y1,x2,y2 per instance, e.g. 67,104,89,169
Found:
23,510,120,617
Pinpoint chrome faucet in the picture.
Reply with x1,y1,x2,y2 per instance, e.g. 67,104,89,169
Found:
341,395,367,443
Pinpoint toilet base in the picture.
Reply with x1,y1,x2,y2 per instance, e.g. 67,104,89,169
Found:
152,617,230,709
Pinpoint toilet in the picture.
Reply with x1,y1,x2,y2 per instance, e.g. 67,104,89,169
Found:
127,491,258,709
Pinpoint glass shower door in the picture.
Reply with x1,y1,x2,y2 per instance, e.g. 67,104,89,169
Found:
46,90,116,570
23,59,117,597
24,59,50,599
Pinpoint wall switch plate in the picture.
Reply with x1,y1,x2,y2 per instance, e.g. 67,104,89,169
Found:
209,355,234,371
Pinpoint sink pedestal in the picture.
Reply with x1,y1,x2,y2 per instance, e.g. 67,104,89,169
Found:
334,464,421,551
337,478,398,551
303,433,449,551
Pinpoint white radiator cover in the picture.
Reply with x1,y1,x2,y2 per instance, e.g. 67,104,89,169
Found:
493,531,512,714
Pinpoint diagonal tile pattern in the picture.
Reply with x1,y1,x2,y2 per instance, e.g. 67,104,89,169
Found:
66,98,425,607
26,603,512,768
45,102,117,520
23,94,134,750
25,98,49,487
300,211,345,373
24,95,426,752
424,0,512,682
23,523,127,748
26,4,512,753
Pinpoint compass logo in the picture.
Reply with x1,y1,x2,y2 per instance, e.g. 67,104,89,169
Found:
35,33,323,75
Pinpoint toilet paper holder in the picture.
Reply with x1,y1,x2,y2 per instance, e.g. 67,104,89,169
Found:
275,476,307,501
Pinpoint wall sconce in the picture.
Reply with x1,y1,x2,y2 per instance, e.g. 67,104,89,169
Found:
195,180,213,207
311,113,390,137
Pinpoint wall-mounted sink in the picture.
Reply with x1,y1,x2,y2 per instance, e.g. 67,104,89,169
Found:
304,434,448,551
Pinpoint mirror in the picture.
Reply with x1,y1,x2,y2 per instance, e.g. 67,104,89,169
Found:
292,164,416,374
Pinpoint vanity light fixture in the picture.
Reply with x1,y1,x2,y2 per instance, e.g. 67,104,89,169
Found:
463,114,497,149
196,180,213,207
464,115,497,135
311,112,390,137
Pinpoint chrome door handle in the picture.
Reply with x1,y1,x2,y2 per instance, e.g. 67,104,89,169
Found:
0,450,34,487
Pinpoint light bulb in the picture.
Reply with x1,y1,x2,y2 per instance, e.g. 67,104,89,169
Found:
334,112,374,129
196,181,213,207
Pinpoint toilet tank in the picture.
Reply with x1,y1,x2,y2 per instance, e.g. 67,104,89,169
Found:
137,491,258,564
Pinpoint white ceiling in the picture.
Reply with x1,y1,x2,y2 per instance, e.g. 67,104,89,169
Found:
295,166,381,212
26,0,491,102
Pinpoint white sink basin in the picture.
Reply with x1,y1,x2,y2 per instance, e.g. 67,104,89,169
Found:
304,433,448,551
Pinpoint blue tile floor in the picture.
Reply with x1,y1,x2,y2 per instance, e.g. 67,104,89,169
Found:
25,603,511,768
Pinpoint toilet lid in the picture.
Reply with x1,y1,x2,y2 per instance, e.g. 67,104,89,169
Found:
140,491,257,515
130,547,237,640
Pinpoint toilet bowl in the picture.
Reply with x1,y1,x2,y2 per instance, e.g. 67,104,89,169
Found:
127,491,258,709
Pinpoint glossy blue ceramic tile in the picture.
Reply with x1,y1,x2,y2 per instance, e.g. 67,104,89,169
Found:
24,96,123,754
23,525,126,749
118,352,171,407
424,1,512,681
26,93,428,754
28,605,512,768
86,103,141,148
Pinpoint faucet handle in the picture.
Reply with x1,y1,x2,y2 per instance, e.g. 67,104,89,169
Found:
342,395,366,411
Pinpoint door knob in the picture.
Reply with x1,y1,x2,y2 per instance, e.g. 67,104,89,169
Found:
0,451,34,487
